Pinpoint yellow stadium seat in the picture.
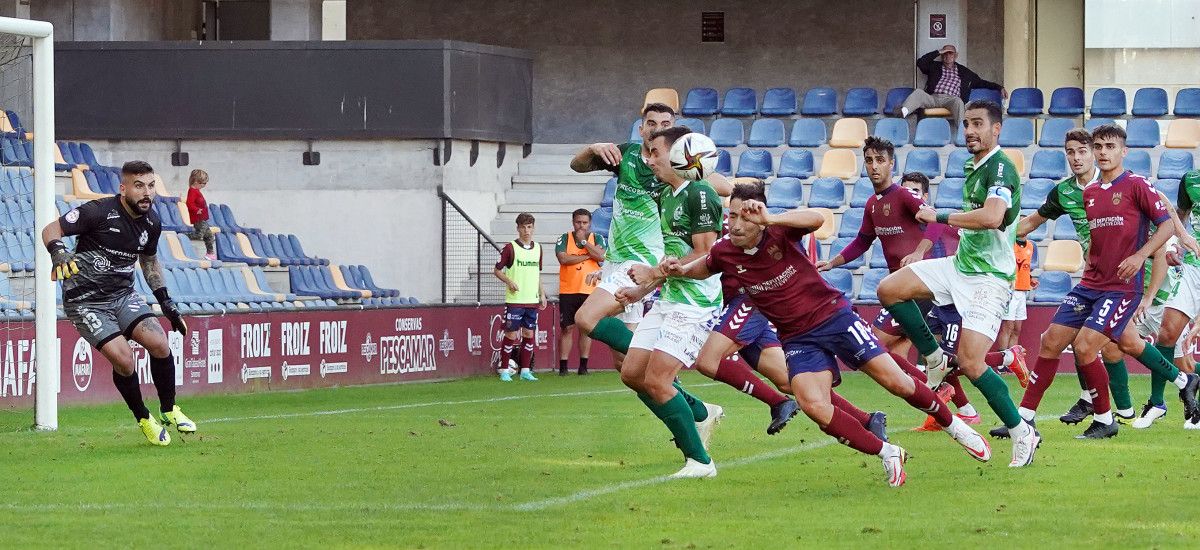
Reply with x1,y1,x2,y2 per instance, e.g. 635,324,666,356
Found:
1003,148,1025,176
0,111,13,134
643,88,680,113
1164,119,1200,148
809,207,836,240
923,107,952,117
53,143,66,165
175,201,191,226
154,173,177,199
829,118,868,148
70,168,108,200
235,232,279,267
164,231,210,268
241,267,287,301
328,264,371,298
818,149,859,179
1043,240,1084,273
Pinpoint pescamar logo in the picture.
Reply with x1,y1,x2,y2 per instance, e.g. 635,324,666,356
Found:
72,337,93,392
361,333,378,362
241,364,272,383
207,328,224,384
281,362,311,381
320,360,348,378
439,329,455,357
467,327,483,356
379,334,437,375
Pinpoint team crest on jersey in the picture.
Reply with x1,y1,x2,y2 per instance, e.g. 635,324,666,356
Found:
138,230,148,247
735,265,746,273
882,203,892,217
1111,192,1122,205
767,244,782,260
65,209,80,223
673,205,684,221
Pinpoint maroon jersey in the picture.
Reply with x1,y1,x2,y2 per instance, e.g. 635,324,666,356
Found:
835,184,929,272
706,225,850,339
926,222,960,258
1082,171,1170,292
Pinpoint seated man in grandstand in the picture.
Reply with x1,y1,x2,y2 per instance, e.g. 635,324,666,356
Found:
493,212,548,382
41,160,194,446
899,44,1005,127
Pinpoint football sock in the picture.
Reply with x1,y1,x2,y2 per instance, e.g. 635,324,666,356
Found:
714,359,788,406
1019,356,1060,411
890,352,927,382
579,357,589,370
1103,359,1132,411
1138,344,1183,388
948,374,970,408
1080,389,1093,403
519,341,535,370
591,317,632,354
1077,358,1111,415
674,381,709,422
1018,407,1036,422
499,334,519,369
821,407,884,456
1149,372,1167,406
559,359,568,371
984,351,1008,368
643,391,711,464
958,403,978,417
885,301,940,357
112,370,150,420
150,354,176,413
830,391,871,426
972,368,1022,429
1094,411,1114,425
904,381,954,427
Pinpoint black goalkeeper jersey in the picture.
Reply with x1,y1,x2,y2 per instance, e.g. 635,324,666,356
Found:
58,195,161,303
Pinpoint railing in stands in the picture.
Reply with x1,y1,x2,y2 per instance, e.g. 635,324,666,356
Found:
439,186,505,304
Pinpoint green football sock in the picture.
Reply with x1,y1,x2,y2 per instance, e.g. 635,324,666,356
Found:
644,391,711,464
1137,344,1180,383
885,300,940,356
674,381,708,422
591,317,632,354
1149,372,1167,407
971,368,1023,429
1104,359,1132,411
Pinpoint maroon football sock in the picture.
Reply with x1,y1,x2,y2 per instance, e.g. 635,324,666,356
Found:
714,358,789,406
1077,357,1111,415
985,351,1007,368
1019,356,1061,410
890,352,927,383
830,390,871,426
518,341,535,370
904,380,955,427
820,408,885,456
947,374,970,408
499,334,519,370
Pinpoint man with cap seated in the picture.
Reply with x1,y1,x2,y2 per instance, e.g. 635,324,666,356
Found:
899,44,1007,128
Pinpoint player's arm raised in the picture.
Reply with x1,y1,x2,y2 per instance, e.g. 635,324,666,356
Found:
41,219,79,280
570,143,622,173
741,199,826,232
707,173,734,197
140,252,187,335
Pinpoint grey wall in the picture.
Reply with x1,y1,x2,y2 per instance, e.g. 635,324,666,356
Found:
966,0,1005,88
32,0,198,40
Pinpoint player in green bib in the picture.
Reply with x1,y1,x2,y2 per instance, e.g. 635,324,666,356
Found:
1152,169,1200,428
878,100,1040,467
493,213,548,382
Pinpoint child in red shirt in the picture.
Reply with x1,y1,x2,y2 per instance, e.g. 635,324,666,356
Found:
186,169,216,260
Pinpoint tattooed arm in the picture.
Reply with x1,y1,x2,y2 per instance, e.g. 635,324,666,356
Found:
141,252,187,335
140,253,166,290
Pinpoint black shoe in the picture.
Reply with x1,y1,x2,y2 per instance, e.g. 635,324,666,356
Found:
767,398,799,435
1076,420,1119,439
866,411,888,443
559,366,569,376
1179,373,1200,418
990,418,1036,439
1059,399,1094,424
577,366,588,375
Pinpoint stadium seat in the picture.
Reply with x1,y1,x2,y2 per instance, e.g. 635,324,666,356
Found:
904,149,940,179
1089,87,1127,117
287,234,326,265
801,87,838,116
809,207,836,240
1164,119,1200,148
1021,178,1056,209
788,118,827,147
828,237,864,269
944,148,971,178
934,178,965,209
628,118,642,143
247,233,282,267
873,118,909,147
1085,118,1116,132
1033,271,1073,303
708,118,744,147
1125,118,1161,148
682,87,719,116
1157,151,1194,179
868,242,888,269
721,88,757,116
1054,218,1079,240
715,149,732,176
1029,150,1067,179
747,119,786,147
643,88,679,112
954,124,967,148
821,268,854,298
1154,179,1181,208
1048,87,1085,116
676,118,705,134
913,118,951,147
1026,218,1049,242
922,107,952,118
1004,149,1026,176
1038,118,1075,148
777,149,814,179
999,117,1035,147
1124,150,1152,177
843,87,879,116
883,87,914,115
968,88,1004,106
735,149,773,178
347,265,399,298
600,177,616,208
1175,88,1200,117
807,177,846,209
829,118,868,148
761,87,797,116
857,268,888,303
1006,88,1044,116
327,265,371,298
590,207,612,237
837,208,864,237
817,149,858,179
766,177,804,208
1132,87,1168,117
849,178,873,208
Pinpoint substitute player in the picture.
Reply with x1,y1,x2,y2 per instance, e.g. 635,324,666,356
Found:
493,213,548,382
876,100,1040,467
41,160,194,446
556,208,606,375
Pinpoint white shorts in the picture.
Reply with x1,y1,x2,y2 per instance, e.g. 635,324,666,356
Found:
908,257,1013,341
1164,263,1200,321
1136,303,1191,359
629,301,720,366
596,260,652,324
1003,290,1028,321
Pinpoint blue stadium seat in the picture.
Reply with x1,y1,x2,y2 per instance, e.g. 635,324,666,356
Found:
1026,218,1049,242
883,87,914,115
809,177,847,209
628,118,642,143
821,268,854,299
348,265,399,298
1125,118,1161,148
968,88,1004,106
600,177,616,208
767,177,804,208
676,118,705,134
721,88,757,116
1175,88,1200,117
761,87,797,116
1029,150,1067,179
945,148,971,178
79,143,101,167
828,237,864,269
788,118,827,147
904,149,941,178
1022,178,1056,209
801,87,838,116
287,234,326,265
999,117,1035,147
1054,218,1079,240
934,178,964,209
1124,150,1152,177
1155,179,1181,208
913,118,951,147
715,149,732,176
590,207,612,237
777,150,814,179
954,124,967,147
1132,87,1168,117
1089,87,1127,117
1033,271,1072,303
1039,118,1075,148
709,118,744,147
747,119,786,147
843,87,879,116
1006,88,1044,116
849,178,873,208
682,87,719,116
1158,151,1194,179
838,207,864,237
1085,118,1116,132
873,118,909,147
735,149,773,178
868,242,888,269
1049,87,1085,116
857,268,889,303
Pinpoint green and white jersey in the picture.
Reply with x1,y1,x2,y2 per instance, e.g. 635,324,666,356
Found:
607,142,666,265
955,146,1022,282
658,180,723,308
1037,169,1098,253
1179,170,1200,268
1144,260,1182,306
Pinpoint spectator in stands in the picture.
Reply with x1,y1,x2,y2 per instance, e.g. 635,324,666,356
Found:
557,208,606,376
899,44,1006,128
998,239,1037,351
494,212,547,382
185,169,217,260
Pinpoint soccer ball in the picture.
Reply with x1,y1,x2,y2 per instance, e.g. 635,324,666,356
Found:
670,132,719,181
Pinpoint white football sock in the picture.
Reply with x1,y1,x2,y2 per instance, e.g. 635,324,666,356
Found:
1116,407,1135,417
1018,407,1036,422
958,404,977,417
1010,421,1032,439
1002,350,1014,367
1080,389,1093,402
1094,411,1114,425
1173,372,1189,389
877,442,897,458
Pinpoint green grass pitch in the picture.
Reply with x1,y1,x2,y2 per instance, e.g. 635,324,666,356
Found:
1,371,1197,548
